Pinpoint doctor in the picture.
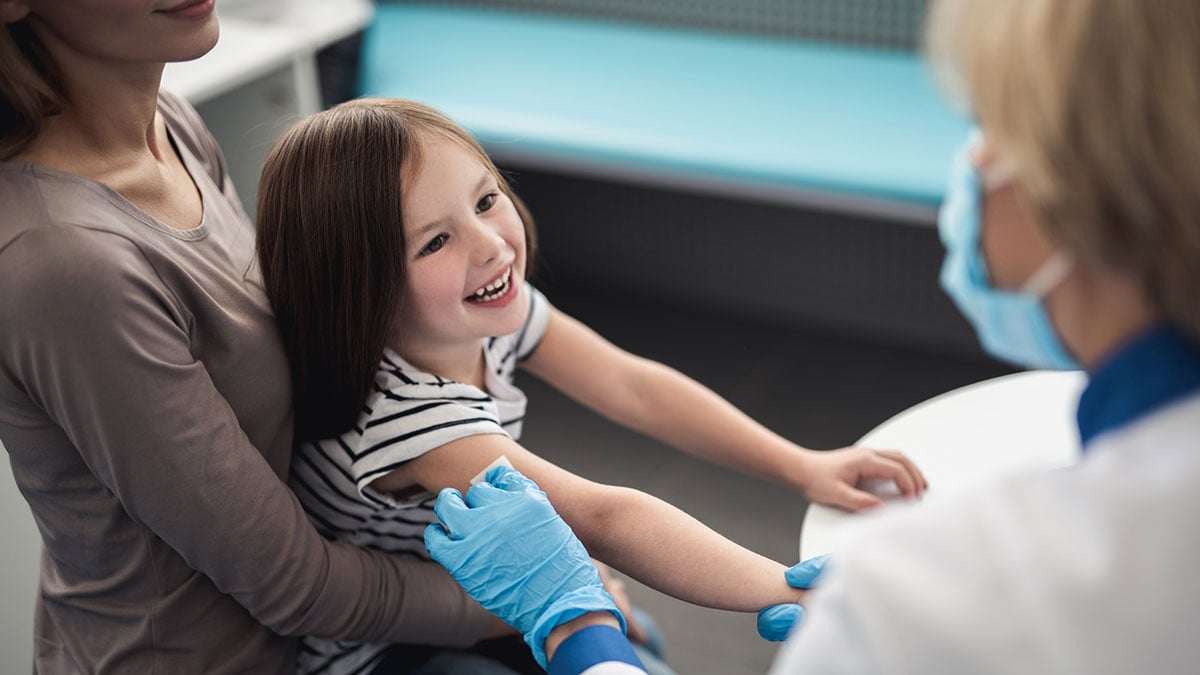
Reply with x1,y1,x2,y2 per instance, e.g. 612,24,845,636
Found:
423,0,1200,672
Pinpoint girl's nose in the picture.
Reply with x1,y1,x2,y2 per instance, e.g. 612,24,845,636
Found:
469,220,506,266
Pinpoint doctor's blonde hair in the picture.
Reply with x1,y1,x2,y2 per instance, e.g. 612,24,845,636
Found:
926,0,1200,339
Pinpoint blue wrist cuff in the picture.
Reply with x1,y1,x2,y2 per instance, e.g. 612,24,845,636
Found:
527,590,626,668
548,625,645,675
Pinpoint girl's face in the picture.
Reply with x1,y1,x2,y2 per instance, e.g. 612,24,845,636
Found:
395,135,528,364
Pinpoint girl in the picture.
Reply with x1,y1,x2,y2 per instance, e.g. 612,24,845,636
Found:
256,98,927,674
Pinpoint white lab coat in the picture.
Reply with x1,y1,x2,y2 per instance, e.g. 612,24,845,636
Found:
772,390,1200,674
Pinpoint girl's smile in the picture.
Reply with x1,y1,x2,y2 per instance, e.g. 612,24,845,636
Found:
466,266,517,306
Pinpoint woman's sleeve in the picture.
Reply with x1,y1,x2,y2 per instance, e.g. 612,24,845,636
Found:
0,225,494,645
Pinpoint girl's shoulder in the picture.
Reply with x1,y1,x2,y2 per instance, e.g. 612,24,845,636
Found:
375,349,489,399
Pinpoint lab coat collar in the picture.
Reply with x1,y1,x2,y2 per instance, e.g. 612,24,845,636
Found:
1077,324,1200,448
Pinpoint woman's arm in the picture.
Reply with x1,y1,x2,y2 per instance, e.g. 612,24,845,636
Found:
0,226,491,646
383,432,802,612
521,308,927,510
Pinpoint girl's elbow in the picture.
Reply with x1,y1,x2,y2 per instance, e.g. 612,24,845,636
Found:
560,483,644,537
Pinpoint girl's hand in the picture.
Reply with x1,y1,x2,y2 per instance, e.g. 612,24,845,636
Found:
798,447,928,512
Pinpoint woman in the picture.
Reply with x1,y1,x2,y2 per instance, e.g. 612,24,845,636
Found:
0,2,497,672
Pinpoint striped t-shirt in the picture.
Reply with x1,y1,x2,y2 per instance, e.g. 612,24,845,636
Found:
292,283,550,675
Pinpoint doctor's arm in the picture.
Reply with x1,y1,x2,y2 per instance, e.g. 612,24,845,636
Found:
522,309,927,511
426,467,828,673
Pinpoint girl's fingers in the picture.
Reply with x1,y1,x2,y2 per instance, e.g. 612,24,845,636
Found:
832,482,884,512
876,449,929,491
862,454,918,497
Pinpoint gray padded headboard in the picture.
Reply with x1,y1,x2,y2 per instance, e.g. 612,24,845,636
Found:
384,0,930,50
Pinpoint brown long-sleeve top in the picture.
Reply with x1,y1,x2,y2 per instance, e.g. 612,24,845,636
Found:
0,92,492,674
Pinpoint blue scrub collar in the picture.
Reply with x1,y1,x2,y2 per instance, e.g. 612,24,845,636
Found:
1077,325,1200,448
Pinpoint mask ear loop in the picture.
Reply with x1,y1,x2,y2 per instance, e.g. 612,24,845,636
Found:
1021,253,1073,298
979,160,1017,190
978,152,1071,299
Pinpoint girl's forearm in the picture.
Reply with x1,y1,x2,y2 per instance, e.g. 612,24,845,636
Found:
558,484,801,612
617,362,814,489
525,312,814,489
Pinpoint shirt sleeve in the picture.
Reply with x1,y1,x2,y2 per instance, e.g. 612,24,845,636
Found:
548,626,648,675
0,225,493,646
350,354,511,500
516,283,551,362
486,282,551,377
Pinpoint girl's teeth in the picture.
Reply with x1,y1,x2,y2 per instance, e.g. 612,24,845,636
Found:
471,269,511,301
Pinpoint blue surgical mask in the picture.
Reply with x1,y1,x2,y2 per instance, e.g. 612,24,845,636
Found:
937,133,1080,370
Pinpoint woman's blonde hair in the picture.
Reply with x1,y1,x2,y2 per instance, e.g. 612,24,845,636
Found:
257,98,537,442
926,0,1200,338
0,18,62,159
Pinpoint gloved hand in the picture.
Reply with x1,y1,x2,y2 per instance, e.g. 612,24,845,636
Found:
756,554,830,641
424,466,626,668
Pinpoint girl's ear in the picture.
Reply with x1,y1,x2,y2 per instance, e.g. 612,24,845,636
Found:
0,1,31,24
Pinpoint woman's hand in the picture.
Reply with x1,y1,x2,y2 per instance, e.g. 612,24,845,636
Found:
797,446,928,512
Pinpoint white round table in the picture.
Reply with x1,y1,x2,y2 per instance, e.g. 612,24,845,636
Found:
800,369,1087,561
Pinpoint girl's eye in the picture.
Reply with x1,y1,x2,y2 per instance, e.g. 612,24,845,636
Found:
419,233,449,257
476,193,497,213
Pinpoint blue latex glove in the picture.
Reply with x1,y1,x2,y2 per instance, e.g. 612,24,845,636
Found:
756,554,830,641
424,466,626,668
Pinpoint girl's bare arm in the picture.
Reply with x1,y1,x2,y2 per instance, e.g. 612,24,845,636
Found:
521,308,926,510
379,435,802,612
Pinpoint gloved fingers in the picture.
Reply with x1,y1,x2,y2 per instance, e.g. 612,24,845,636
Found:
785,554,830,589
431,487,472,537
757,603,805,641
464,479,519,509
468,468,552,511
423,523,453,560
486,464,543,493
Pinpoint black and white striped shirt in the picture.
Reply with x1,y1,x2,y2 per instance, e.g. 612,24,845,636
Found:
293,283,550,675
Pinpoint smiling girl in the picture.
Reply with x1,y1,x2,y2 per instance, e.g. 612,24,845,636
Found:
256,98,926,675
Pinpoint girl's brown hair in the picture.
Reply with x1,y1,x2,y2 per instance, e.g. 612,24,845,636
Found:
926,0,1200,339
257,98,537,442
1,18,63,159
